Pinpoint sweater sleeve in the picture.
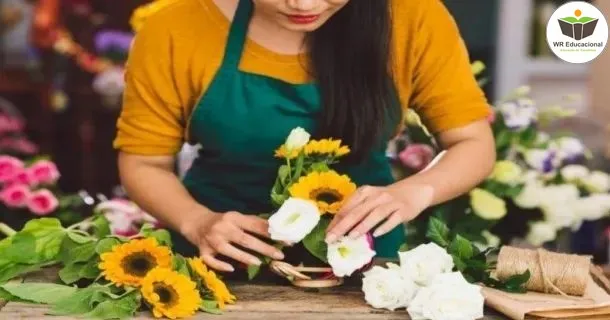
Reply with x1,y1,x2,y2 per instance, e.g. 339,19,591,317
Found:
408,0,492,133
113,16,186,155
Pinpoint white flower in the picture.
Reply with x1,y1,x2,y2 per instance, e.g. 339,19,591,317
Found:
523,170,541,183
482,231,501,248
489,160,523,185
575,194,610,221
469,188,507,220
327,235,376,277
399,243,454,287
499,99,537,131
582,171,610,194
553,137,585,162
268,197,320,243
362,263,418,311
541,203,581,230
535,132,550,145
514,180,545,209
524,148,560,173
407,272,484,320
284,127,310,151
92,67,125,103
560,165,590,183
526,221,557,246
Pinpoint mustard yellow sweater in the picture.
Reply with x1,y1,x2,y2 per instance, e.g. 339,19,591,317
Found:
114,0,491,155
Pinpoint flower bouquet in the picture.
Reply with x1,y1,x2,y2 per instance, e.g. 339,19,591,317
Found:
0,214,236,319
249,127,376,287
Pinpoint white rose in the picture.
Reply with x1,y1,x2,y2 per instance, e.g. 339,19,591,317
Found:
526,221,557,246
399,243,454,287
514,180,545,209
560,165,590,183
582,171,610,194
284,127,310,151
407,272,484,320
268,197,320,243
575,194,610,221
361,263,418,311
327,235,376,277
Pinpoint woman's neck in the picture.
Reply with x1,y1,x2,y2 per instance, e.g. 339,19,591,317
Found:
212,0,307,56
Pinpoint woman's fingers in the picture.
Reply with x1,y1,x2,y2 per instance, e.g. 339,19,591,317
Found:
200,245,235,272
217,242,262,267
235,213,271,238
328,186,372,230
349,202,401,238
232,231,285,260
326,193,388,242
372,211,404,238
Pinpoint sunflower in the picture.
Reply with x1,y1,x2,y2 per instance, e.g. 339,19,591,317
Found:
187,258,236,309
99,238,172,287
304,139,350,158
141,268,201,319
274,145,301,160
288,171,356,214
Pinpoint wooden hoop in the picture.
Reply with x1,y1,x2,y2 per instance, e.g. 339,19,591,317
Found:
269,261,344,288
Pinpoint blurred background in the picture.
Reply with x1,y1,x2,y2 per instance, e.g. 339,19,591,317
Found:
1,0,610,266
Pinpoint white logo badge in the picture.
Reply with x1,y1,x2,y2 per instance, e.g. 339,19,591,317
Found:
546,1,608,64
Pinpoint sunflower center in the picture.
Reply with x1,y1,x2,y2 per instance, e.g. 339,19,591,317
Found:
153,282,179,307
311,188,342,204
121,251,157,277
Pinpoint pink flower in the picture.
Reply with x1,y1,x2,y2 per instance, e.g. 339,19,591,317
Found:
0,115,24,134
0,184,30,208
398,144,435,172
28,160,60,185
10,138,38,155
26,189,59,216
105,211,140,237
6,169,33,186
0,156,24,183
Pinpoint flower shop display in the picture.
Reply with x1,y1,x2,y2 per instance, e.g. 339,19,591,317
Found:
393,62,610,251
0,216,236,319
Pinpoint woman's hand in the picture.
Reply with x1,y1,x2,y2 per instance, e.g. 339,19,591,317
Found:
181,210,285,272
325,185,432,243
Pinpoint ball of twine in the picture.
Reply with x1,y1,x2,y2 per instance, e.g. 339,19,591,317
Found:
496,246,591,296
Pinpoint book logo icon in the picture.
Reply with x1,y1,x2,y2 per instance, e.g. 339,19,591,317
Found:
557,9,598,40
546,1,608,64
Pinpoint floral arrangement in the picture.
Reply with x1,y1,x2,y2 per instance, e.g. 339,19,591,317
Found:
93,197,161,237
360,217,529,320
393,62,610,250
248,127,376,280
0,215,236,319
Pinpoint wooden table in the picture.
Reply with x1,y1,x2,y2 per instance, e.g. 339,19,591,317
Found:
0,269,508,319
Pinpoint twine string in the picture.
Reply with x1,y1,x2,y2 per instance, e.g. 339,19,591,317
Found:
496,246,591,297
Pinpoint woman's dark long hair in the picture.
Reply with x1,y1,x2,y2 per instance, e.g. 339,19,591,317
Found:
306,0,398,162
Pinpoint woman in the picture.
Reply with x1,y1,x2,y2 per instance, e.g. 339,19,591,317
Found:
114,0,496,274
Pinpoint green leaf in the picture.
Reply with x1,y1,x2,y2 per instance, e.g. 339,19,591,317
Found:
247,264,261,280
426,217,450,247
59,237,96,266
83,290,140,320
20,218,67,263
96,238,121,255
302,217,330,263
0,262,46,283
448,235,474,261
293,153,305,179
67,232,93,244
452,256,467,272
92,216,111,239
398,243,409,252
310,162,329,172
200,299,223,314
3,232,37,263
150,230,172,247
0,283,77,304
80,258,100,279
59,263,83,284
505,270,531,291
278,165,290,185
271,193,288,207
172,255,190,277
49,285,111,316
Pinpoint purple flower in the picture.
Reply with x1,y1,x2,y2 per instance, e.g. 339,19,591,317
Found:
94,31,134,53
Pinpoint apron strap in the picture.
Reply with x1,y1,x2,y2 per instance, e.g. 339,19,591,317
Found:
222,0,253,69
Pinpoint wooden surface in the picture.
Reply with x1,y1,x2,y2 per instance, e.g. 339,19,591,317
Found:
0,269,509,320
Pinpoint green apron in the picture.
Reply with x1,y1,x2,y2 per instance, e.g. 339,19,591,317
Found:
178,0,404,263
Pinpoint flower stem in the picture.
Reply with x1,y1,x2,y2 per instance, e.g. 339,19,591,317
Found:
0,223,16,236
66,215,96,231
